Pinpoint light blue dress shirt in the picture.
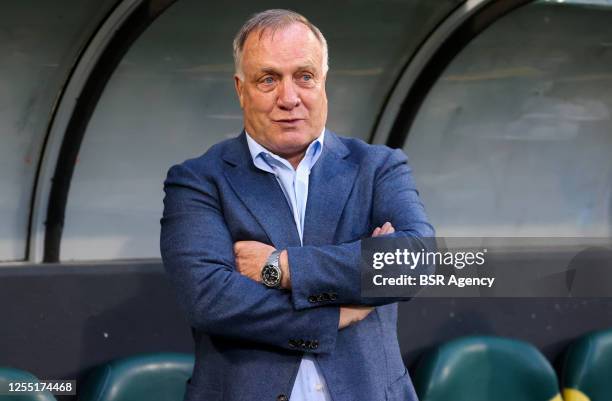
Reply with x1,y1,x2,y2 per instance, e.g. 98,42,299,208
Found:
245,130,332,401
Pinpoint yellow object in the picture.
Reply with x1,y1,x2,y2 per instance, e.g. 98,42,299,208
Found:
562,388,591,401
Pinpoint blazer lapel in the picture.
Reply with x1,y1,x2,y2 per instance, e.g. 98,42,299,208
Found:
303,131,358,246
223,133,301,249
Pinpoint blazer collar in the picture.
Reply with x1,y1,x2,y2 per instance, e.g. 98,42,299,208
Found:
221,129,350,166
302,131,358,246
222,130,358,248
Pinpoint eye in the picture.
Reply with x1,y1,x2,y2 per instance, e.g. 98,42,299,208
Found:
257,75,277,91
259,75,277,86
301,74,313,81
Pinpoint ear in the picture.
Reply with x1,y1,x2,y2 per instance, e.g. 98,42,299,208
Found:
234,74,245,109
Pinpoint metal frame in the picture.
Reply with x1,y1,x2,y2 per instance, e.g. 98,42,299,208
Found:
371,0,533,147
29,0,176,263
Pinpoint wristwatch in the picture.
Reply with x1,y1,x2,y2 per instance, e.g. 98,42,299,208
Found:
261,250,282,288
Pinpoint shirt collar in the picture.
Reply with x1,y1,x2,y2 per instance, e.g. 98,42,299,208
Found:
245,128,325,171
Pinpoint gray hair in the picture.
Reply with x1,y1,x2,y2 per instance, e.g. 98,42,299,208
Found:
233,9,329,79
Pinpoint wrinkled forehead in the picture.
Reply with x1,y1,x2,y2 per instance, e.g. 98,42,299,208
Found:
242,22,323,63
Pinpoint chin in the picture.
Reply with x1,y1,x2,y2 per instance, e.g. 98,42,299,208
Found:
289,135,317,147
269,138,309,156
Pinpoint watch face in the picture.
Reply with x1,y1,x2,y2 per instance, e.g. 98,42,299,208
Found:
262,265,280,286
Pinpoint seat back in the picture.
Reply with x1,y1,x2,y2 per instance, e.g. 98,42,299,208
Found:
78,353,194,401
413,336,562,401
0,367,57,401
562,329,612,401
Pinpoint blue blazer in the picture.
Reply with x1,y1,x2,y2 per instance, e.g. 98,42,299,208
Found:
161,130,434,401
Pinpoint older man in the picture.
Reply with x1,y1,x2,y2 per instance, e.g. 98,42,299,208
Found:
161,9,433,401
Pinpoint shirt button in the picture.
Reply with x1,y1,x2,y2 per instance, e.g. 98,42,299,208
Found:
277,395,288,401
315,383,323,391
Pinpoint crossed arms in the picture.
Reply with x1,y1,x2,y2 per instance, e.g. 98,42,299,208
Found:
160,148,434,354
233,223,395,329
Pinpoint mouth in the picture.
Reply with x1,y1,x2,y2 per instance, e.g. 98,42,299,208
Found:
273,118,305,125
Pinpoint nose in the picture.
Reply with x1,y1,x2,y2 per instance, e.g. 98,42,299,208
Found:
276,78,300,110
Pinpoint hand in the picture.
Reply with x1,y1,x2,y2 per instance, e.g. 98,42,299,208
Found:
234,241,275,282
337,223,394,330
372,221,394,237
338,305,374,329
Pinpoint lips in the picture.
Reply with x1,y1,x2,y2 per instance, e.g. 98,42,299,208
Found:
273,118,305,124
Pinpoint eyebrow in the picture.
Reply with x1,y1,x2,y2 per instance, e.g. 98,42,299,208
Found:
259,67,280,75
258,64,318,75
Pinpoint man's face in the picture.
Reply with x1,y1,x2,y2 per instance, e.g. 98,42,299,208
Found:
234,23,328,160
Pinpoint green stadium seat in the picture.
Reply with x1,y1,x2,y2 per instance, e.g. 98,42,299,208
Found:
78,353,194,401
562,329,612,401
0,367,57,401
412,336,562,401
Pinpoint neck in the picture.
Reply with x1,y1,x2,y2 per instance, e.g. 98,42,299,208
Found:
284,152,305,170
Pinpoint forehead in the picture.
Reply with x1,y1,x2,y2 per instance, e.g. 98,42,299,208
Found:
242,23,323,71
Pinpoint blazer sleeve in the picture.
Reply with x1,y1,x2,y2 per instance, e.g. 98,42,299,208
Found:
287,148,436,310
160,162,339,353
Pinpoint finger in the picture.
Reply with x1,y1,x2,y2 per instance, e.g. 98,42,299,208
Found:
382,222,395,234
372,227,381,237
